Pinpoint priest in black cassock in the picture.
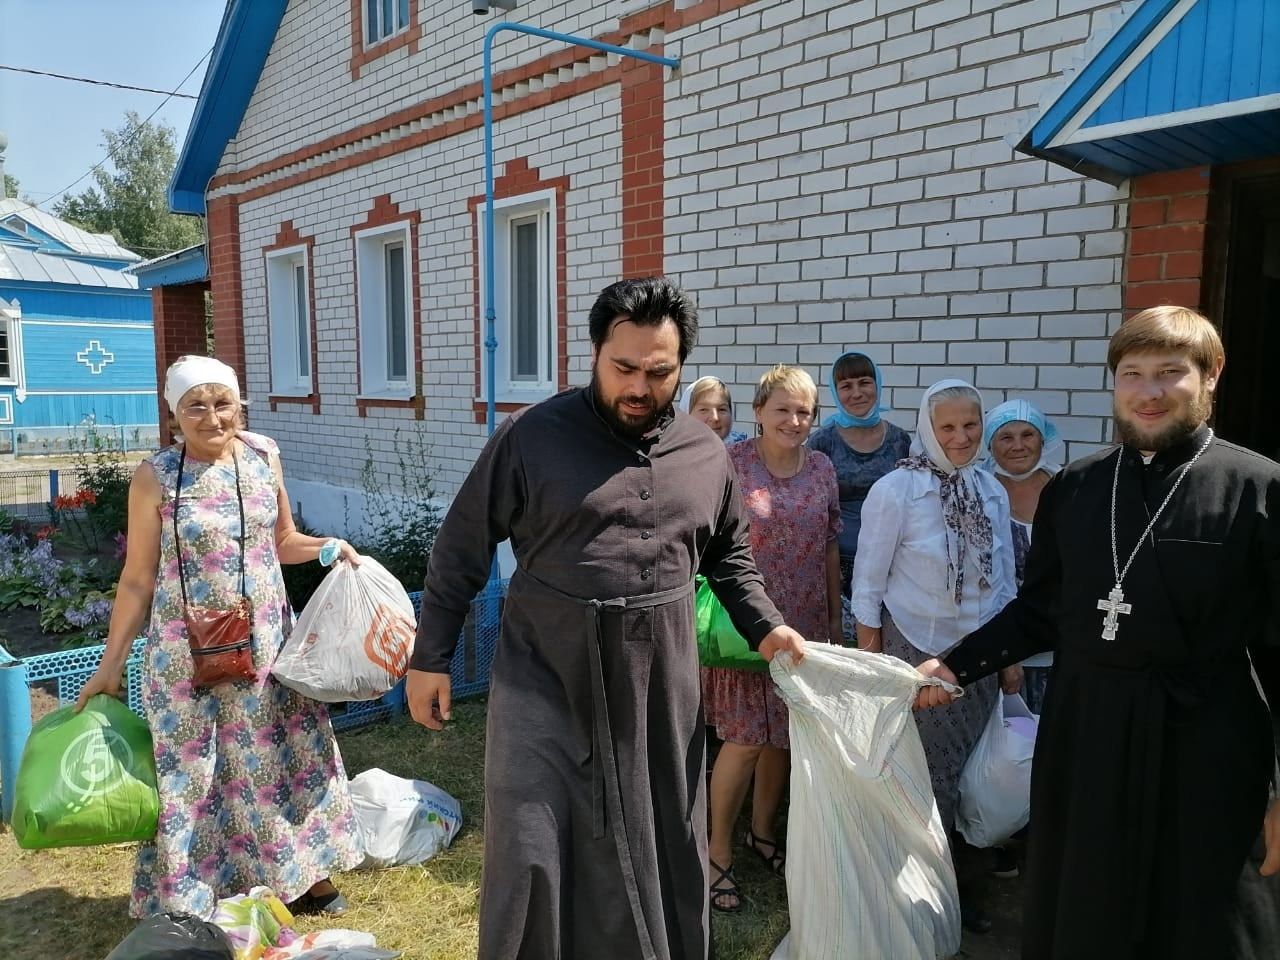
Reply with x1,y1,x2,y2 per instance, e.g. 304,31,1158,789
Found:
405,277,806,960
917,305,1280,959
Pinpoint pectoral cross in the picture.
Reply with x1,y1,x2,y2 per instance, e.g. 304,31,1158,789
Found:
1097,586,1132,642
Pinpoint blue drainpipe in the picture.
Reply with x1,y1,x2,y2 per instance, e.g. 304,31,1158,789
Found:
481,21,680,437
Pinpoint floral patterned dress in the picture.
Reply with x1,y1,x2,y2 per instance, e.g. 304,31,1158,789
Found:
131,431,363,919
702,440,841,749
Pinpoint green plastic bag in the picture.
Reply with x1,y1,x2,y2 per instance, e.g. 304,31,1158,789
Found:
12,694,159,849
695,577,768,671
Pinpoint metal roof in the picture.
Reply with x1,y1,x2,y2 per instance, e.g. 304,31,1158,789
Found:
0,198,141,262
170,0,290,215
125,243,208,288
0,245,141,289
1019,0,1280,183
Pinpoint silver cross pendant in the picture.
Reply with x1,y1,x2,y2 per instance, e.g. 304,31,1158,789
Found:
1097,585,1132,642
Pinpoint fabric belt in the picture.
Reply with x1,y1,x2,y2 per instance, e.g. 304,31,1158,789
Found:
516,569,695,960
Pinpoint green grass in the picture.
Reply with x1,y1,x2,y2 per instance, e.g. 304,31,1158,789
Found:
0,699,788,960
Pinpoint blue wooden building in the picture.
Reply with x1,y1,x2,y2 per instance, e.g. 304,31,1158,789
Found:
0,184,157,452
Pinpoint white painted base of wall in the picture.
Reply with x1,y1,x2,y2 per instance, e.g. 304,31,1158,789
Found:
286,477,516,577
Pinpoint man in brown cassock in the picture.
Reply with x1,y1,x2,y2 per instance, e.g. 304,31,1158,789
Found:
406,277,806,960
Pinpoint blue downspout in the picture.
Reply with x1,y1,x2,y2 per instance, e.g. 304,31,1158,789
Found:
481,22,679,437
0,645,31,822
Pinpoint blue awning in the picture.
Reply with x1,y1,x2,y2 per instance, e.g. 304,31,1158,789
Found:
1020,0,1280,183
125,245,208,289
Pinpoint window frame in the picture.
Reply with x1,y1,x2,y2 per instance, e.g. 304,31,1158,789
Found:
475,188,559,405
354,221,416,401
264,244,313,397
364,0,410,48
0,311,20,387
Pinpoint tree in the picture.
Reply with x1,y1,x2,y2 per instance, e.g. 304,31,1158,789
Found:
3,174,19,201
53,112,202,257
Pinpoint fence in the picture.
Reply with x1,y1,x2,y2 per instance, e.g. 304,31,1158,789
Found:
0,424,160,457
0,579,506,821
0,467,88,520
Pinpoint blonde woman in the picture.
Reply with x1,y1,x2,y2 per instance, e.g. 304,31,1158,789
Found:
703,365,841,912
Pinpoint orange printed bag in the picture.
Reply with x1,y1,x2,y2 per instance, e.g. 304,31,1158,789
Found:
272,556,416,702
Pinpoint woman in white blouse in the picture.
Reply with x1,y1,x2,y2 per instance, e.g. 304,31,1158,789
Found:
851,379,1019,934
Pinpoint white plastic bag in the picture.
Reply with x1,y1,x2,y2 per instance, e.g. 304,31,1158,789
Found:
272,557,415,702
349,768,462,868
956,691,1037,848
770,646,962,960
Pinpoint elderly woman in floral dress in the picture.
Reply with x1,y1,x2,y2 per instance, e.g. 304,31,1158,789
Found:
76,356,365,919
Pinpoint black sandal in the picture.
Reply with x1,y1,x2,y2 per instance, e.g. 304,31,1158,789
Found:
744,828,785,878
709,858,742,913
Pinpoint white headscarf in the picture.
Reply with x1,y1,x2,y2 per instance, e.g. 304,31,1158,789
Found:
981,399,1064,481
679,376,728,413
163,356,241,413
901,379,994,605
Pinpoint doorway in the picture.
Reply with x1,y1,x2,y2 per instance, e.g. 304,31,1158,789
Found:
1205,160,1280,461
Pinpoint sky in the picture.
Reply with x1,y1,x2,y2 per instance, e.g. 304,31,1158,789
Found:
0,0,227,208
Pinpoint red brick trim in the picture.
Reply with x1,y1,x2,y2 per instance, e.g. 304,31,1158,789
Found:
1122,166,1210,314
349,194,425,419
206,0,745,202
207,196,247,393
349,0,423,80
466,158,570,424
151,282,211,444
621,58,666,276
263,221,321,414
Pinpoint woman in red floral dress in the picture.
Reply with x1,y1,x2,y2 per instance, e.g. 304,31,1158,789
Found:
703,364,842,912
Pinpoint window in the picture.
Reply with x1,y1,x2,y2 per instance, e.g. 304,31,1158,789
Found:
265,246,312,395
0,323,10,384
366,0,409,45
355,223,414,398
477,190,557,401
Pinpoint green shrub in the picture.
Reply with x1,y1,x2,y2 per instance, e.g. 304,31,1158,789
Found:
355,425,442,594
68,420,132,541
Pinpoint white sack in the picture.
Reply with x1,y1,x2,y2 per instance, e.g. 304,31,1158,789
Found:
957,691,1037,848
770,646,962,960
272,557,415,702
349,768,462,868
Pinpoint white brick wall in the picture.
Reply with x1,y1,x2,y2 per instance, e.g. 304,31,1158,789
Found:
667,0,1127,460
222,0,1137,505
236,85,622,496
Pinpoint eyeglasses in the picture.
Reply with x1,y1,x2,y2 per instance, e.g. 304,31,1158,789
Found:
180,402,239,421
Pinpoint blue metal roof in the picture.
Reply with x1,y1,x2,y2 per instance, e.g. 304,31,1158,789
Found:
125,244,208,289
169,0,289,215
1021,0,1280,182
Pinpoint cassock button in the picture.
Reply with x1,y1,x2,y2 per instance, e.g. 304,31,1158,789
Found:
959,671,969,679
979,660,988,668
640,489,651,500
1001,650,1008,657
641,530,652,540
641,568,651,580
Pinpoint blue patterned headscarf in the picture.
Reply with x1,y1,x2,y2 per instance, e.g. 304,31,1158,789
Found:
982,399,1063,480
826,351,887,428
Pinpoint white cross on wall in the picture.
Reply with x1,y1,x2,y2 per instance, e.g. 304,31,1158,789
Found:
77,339,115,375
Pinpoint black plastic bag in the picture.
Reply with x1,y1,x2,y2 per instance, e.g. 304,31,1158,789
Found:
104,913,233,960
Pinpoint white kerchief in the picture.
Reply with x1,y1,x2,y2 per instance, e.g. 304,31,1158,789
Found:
164,356,241,413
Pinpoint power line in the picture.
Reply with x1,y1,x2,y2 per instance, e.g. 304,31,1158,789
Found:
36,47,213,211
0,64,198,99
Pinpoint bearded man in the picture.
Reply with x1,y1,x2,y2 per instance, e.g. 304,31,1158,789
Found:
918,305,1280,959
406,277,806,960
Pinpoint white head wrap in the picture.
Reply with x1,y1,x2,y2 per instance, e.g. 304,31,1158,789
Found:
164,356,241,413
902,379,994,605
679,376,729,413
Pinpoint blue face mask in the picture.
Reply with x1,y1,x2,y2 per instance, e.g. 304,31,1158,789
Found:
826,352,887,428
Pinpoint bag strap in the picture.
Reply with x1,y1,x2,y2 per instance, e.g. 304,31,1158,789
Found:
174,442,247,608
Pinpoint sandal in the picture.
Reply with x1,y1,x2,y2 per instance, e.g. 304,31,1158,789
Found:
288,888,349,917
744,828,785,878
709,858,742,913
